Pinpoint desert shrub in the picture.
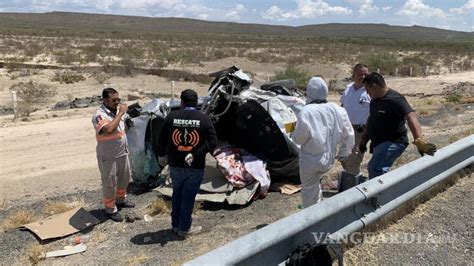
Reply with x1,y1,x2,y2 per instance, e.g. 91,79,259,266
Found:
446,94,461,103
461,58,472,70
92,72,111,84
51,71,86,84
55,49,81,65
82,43,103,63
120,57,136,76
272,65,310,89
358,52,400,75
152,59,168,68
1,210,37,230
10,81,57,119
24,42,43,58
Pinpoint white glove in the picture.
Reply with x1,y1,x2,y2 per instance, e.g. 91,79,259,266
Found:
158,156,168,166
185,153,194,166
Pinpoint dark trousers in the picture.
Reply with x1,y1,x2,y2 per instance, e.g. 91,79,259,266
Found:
170,167,204,231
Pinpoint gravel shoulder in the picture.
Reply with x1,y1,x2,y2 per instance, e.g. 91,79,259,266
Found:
345,172,473,265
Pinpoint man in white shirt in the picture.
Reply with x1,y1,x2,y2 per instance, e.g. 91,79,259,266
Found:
292,77,354,208
340,64,370,175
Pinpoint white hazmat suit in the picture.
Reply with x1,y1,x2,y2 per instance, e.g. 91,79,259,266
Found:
291,77,354,208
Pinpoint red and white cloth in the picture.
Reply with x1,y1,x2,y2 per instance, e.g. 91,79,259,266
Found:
214,145,270,193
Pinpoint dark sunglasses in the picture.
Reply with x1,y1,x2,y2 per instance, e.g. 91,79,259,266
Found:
106,98,121,103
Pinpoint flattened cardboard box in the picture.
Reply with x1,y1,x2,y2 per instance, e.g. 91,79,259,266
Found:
22,207,98,240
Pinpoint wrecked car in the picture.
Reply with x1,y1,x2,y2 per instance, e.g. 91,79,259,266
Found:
125,66,306,203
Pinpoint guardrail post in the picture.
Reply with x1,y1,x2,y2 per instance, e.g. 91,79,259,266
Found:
11,90,18,119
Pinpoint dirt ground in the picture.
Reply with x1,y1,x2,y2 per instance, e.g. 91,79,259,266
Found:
0,60,473,264
345,172,473,265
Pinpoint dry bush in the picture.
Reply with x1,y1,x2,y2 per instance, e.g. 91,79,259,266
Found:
55,49,81,65
448,126,474,144
1,210,37,231
120,57,136,76
27,244,46,265
43,197,86,216
24,42,44,58
147,197,171,216
417,108,430,116
272,65,311,89
51,71,86,84
10,80,57,119
91,72,111,84
358,52,400,75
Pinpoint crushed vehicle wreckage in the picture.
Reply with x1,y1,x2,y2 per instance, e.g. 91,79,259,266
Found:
125,66,306,204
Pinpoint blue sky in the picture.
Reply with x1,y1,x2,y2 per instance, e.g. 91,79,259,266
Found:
0,0,472,32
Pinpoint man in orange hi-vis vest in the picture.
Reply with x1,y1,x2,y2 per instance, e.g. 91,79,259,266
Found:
92,88,134,222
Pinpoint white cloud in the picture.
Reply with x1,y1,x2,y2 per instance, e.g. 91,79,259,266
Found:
449,0,474,15
396,0,447,19
224,4,248,20
262,5,297,21
262,0,352,21
358,0,378,15
345,0,378,16
382,6,392,12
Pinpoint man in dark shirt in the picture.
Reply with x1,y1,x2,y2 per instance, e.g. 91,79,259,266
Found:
157,89,217,237
359,73,436,178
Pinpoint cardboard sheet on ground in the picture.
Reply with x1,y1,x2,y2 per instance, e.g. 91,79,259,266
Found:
200,157,233,193
155,182,258,205
22,207,98,240
155,154,258,205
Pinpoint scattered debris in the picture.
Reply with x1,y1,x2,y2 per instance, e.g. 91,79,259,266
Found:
44,243,87,258
53,96,101,110
67,233,91,245
143,214,154,222
125,214,142,223
443,82,474,97
270,183,301,195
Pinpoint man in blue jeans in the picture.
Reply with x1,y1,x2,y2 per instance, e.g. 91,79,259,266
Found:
157,89,217,237
359,73,437,178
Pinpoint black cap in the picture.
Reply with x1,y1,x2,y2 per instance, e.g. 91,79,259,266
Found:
180,89,198,107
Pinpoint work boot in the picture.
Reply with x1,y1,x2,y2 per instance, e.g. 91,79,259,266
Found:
107,212,124,222
116,201,135,208
178,225,202,237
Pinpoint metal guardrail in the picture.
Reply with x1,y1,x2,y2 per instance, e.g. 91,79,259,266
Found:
186,135,474,265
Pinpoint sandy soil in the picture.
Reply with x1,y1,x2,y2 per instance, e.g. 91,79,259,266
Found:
1,68,473,204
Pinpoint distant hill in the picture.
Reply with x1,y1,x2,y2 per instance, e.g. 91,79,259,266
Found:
0,11,472,41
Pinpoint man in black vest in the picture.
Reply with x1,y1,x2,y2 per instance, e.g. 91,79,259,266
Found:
157,89,217,237
359,73,436,178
